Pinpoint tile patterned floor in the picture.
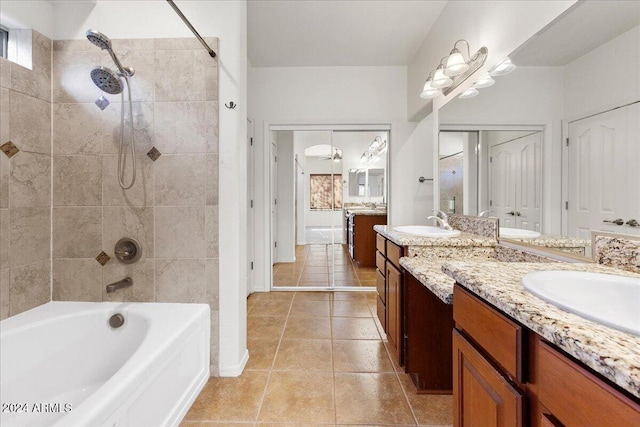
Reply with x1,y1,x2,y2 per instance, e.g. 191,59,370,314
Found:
182,291,453,427
273,245,377,288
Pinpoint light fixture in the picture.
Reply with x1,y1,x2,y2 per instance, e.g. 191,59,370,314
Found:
444,40,471,76
473,73,495,89
458,87,479,99
360,136,387,163
420,76,441,99
432,63,453,89
332,148,342,162
489,58,516,76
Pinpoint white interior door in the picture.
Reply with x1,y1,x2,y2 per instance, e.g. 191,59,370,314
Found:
271,137,278,264
247,119,255,296
568,103,640,238
489,143,516,227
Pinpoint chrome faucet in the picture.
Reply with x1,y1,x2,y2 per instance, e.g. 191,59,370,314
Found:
432,209,448,221
427,215,454,231
106,277,133,293
478,210,493,217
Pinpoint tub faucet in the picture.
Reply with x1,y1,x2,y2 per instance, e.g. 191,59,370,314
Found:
427,215,454,231
106,277,133,293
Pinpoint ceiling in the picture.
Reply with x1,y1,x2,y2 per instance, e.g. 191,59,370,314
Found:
512,0,640,66
248,0,447,67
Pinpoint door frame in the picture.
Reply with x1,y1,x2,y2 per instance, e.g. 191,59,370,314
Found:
263,122,392,293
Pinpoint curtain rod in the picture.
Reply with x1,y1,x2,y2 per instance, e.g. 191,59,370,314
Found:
166,0,216,58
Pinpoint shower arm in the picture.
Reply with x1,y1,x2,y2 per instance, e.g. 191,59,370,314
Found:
108,50,134,77
166,0,217,58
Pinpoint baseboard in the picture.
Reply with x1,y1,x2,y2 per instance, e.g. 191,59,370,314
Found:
218,349,249,377
276,257,296,263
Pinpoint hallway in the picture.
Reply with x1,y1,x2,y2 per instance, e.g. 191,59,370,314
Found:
182,291,453,426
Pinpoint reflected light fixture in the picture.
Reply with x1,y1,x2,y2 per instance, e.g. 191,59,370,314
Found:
445,40,471,76
458,87,479,99
431,62,453,89
332,148,342,162
473,73,495,89
489,58,516,76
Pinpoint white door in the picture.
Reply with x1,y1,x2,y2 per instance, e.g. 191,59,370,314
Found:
271,137,278,265
489,132,541,230
567,103,640,239
246,119,255,297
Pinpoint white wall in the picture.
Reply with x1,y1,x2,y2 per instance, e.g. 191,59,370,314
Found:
564,25,640,121
274,131,295,262
408,0,577,121
0,1,54,39
250,66,423,292
51,0,247,376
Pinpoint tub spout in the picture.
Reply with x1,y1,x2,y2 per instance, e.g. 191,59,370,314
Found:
106,277,133,293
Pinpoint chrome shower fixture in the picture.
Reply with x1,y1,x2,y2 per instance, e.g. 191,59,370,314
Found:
90,66,124,95
86,29,135,77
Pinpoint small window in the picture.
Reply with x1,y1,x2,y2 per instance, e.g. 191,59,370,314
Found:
0,27,8,59
310,174,343,211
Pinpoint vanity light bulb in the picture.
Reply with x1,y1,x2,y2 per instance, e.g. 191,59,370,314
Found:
444,51,469,77
458,87,479,99
420,78,441,99
432,66,453,89
474,73,495,89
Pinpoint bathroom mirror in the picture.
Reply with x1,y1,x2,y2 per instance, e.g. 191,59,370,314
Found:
438,1,640,240
348,169,366,196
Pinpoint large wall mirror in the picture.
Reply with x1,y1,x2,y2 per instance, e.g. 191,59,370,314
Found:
438,0,640,240
271,129,389,289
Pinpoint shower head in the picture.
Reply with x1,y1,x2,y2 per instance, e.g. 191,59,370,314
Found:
86,29,112,50
90,66,124,94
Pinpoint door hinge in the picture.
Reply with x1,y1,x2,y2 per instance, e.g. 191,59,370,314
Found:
274,242,278,248
250,261,254,270
250,137,253,146
489,156,493,163
250,199,254,208
274,198,277,205
489,199,493,207
566,137,569,147
274,156,277,163
565,201,569,210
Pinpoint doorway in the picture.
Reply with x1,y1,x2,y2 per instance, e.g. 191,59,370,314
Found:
269,127,390,291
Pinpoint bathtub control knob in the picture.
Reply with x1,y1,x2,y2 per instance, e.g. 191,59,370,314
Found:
114,237,142,264
109,313,125,329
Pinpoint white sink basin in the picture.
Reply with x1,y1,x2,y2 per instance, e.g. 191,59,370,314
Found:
500,227,541,239
522,271,640,336
393,225,461,238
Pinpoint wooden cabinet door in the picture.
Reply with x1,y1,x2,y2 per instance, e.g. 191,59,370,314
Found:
453,330,524,427
386,262,401,360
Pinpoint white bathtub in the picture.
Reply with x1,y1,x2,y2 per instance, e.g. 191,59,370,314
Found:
0,301,210,427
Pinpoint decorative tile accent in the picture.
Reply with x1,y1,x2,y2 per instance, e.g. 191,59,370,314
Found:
147,146,161,161
96,251,111,266
1,141,19,158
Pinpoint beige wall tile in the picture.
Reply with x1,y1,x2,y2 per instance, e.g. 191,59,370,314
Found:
53,155,102,206
155,50,205,102
155,154,206,206
110,39,155,51
209,307,219,371
155,206,205,258
205,206,219,258
101,50,155,103
52,258,102,302
205,258,219,307
0,268,9,320
53,50,101,103
155,258,205,303
10,152,51,208
198,50,218,102
103,206,154,258
53,40,92,52
205,101,219,153
53,103,102,155
0,88,9,143
0,209,8,270
11,31,52,103
0,58,10,89
154,101,206,153
10,91,51,154
53,207,101,258
102,155,154,206
102,102,154,154
0,153,8,209
154,38,203,51
206,154,218,205
102,258,155,302
10,207,50,267
9,260,50,316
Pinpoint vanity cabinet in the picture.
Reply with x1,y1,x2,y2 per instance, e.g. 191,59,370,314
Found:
404,272,453,394
375,233,404,364
453,284,640,427
347,214,387,267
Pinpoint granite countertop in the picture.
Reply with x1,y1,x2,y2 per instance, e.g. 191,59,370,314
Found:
400,257,455,304
503,234,591,248
442,260,640,398
374,224,496,248
346,209,387,216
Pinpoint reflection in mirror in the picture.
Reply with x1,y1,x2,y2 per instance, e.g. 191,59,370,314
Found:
438,1,640,243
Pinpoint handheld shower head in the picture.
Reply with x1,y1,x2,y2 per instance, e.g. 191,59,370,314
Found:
86,29,112,50
90,66,123,94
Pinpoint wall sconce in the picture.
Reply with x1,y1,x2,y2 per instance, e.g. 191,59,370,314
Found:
419,39,488,99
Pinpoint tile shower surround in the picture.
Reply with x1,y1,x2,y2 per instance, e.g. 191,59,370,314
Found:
0,30,52,320
50,37,220,371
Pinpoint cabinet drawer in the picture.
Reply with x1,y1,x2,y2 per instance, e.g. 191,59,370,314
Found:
376,270,386,304
376,234,386,256
538,341,640,426
387,241,403,268
453,285,524,383
376,251,386,275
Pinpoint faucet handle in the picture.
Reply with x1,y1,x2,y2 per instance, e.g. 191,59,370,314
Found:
433,209,447,219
